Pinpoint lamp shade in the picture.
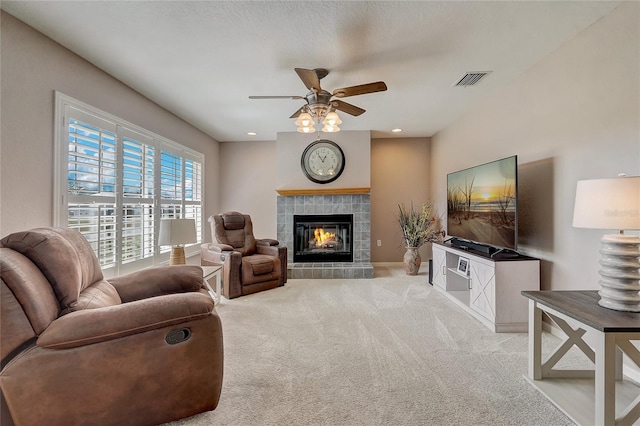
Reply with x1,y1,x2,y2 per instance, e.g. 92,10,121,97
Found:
294,112,314,127
323,111,342,126
297,125,316,133
321,124,340,133
158,218,197,246
572,176,640,230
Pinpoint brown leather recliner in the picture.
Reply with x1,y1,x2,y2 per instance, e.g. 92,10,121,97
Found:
201,212,287,299
0,227,223,426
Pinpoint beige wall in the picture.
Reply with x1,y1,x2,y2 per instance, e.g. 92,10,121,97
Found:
217,131,372,242
217,140,278,240
0,11,220,237
370,137,432,262
276,130,371,190
431,2,640,291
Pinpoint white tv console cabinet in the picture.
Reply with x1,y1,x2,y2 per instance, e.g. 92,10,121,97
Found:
432,242,540,332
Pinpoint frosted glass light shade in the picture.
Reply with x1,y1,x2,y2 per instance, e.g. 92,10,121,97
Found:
297,125,315,133
158,219,197,246
322,124,340,133
323,111,342,126
294,112,314,127
572,176,640,230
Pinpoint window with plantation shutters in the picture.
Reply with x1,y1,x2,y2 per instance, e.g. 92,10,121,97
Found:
158,151,204,244
184,158,203,243
66,113,118,268
55,92,204,277
121,130,156,264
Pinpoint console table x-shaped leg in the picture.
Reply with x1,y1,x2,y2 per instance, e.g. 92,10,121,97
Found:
524,291,640,426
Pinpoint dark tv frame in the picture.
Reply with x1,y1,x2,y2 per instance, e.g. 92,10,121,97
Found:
446,155,518,253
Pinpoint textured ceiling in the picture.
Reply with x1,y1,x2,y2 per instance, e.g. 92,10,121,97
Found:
1,1,621,142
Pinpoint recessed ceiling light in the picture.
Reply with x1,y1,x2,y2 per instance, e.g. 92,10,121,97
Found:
391,128,402,133
247,132,257,136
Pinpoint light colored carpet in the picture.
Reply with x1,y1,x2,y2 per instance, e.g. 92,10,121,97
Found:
167,264,573,426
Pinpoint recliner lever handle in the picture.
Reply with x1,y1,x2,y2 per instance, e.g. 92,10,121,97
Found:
165,328,191,345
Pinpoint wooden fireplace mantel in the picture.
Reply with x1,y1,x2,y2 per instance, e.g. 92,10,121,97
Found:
276,187,370,196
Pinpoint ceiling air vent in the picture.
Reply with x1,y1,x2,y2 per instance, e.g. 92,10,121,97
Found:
453,71,492,87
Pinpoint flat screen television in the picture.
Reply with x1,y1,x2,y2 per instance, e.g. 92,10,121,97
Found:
446,155,518,251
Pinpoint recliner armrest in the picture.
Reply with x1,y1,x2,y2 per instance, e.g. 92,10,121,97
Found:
207,242,234,252
201,243,234,265
256,244,279,257
256,244,288,286
37,292,215,349
256,239,279,246
109,265,204,302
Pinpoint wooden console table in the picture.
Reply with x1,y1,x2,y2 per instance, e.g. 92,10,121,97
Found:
522,291,640,426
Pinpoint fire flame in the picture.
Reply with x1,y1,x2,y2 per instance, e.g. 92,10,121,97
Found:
314,228,336,245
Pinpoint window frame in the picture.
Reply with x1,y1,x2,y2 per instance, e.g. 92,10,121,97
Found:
54,92,204,277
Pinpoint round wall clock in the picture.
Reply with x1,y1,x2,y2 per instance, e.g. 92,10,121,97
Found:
301,139,345,184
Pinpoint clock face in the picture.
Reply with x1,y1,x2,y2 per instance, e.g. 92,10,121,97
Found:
301,140,345,184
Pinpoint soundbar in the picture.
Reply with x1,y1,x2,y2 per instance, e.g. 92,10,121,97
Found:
450,238,497,255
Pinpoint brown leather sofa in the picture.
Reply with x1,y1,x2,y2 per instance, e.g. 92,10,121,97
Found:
0,227,223,426
201,212,287,299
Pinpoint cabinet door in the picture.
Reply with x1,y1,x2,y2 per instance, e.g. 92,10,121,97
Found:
432,245,446,289
469,260,496,321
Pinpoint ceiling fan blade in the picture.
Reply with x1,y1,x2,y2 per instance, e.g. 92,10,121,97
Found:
295,68,321,92
249,96,304,100
333,100,365,116
332,81,387,98
289,106,306,119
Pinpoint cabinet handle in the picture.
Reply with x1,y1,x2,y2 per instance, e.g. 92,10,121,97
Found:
468,278,472,290
443,265,446,275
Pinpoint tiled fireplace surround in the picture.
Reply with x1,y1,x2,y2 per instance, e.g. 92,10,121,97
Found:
277,194,374,279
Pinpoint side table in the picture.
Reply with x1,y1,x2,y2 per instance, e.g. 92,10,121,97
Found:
202,265,223,305
522,290,640,426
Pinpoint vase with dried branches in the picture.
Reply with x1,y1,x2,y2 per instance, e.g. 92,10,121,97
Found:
397,202,444,275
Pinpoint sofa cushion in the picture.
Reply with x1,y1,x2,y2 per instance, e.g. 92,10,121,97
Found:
213,213,257,256
73,280,122,313
108,265,204,302
247,257,274,276
224,229,250,250
0,248,60,335
241,255,280,285
1,282,36,363
222,212,245,230
0,227,111,312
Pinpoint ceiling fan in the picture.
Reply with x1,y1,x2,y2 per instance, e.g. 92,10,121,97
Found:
249,68,387,132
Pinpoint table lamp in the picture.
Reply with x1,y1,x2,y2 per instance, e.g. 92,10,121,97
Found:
572,175,640,312
158,218,197,265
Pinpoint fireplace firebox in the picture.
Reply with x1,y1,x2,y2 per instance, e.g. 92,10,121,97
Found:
293,214,353,263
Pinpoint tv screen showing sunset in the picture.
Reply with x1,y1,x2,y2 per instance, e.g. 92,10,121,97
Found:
447,156,517,250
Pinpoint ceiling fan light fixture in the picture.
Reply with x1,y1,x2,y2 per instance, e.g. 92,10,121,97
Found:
297,125,316,133
322,124,340,133
295,112,314,127
323,111,342,126
250,67,387,135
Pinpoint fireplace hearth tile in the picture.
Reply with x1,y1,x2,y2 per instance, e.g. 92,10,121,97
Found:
277,193,372,279
286,262,374,280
